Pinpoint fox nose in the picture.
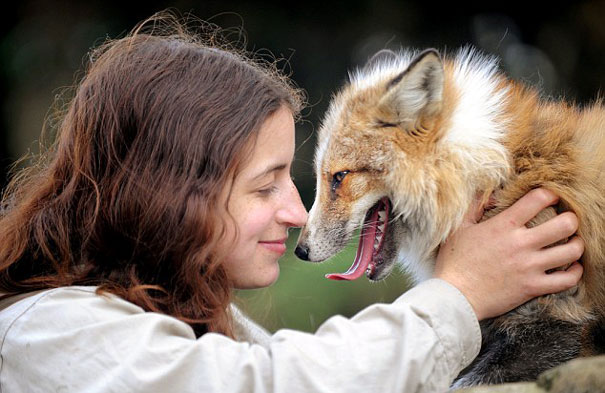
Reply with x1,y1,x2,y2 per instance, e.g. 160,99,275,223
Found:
294,244,310,261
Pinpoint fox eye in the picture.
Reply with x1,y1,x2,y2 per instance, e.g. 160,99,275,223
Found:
331,170,350,191
376,120,398,128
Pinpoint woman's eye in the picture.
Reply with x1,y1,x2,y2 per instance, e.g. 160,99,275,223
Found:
331,170,350,191
258,185,278,196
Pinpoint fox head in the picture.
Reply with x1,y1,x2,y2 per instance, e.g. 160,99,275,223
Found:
295,48,510,281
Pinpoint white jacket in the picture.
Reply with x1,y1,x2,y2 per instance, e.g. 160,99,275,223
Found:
0,279,480,393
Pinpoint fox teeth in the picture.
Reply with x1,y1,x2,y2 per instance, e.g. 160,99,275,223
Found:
378,211,386,222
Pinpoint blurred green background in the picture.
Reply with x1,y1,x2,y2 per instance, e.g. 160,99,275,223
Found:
0,0,603,333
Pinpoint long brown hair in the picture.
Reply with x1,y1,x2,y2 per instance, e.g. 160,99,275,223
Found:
0,13,303,337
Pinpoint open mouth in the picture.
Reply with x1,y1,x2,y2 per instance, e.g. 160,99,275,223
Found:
326,197,391,281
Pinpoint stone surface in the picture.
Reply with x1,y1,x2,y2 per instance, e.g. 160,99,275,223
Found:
455,382,544,393
456,355,605,393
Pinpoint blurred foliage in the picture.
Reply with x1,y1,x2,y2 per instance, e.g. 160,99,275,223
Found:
0,0,603,332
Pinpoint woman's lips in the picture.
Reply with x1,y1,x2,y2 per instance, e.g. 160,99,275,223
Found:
259,238,287,255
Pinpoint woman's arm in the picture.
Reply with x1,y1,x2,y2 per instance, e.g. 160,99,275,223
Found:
0,282,478,393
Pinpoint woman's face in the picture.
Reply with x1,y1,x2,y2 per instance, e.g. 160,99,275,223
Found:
223,106,308,289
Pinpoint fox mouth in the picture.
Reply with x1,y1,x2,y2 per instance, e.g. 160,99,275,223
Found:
326,197,391,281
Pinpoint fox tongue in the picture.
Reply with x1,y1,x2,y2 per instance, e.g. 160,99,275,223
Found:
325,216,376,281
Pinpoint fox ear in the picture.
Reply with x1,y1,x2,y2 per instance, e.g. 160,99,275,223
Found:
379,49,444,122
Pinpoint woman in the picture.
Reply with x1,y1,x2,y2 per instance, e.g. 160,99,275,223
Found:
0,14,583,392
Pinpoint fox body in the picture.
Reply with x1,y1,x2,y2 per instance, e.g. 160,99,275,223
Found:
295,48,605,386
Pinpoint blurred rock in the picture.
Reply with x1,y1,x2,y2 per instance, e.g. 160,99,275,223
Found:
456,355,605,393
456,382,543,393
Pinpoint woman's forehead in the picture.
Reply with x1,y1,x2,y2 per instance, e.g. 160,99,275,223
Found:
240,107,296,180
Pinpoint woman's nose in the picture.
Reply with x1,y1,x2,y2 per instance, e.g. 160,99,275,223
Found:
277,181,308,227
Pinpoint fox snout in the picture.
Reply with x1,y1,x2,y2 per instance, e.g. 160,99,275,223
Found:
295,215,351,263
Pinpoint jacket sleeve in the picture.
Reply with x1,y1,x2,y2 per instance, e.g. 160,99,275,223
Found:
0,279,481,393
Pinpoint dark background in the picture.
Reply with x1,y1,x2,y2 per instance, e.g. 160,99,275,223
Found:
1,0,603,331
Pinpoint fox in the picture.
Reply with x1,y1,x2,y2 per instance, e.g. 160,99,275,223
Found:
294,47,605,387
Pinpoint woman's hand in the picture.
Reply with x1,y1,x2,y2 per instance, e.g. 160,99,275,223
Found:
434,188,584,321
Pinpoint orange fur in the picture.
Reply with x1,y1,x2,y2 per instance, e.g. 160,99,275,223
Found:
492,85,605,320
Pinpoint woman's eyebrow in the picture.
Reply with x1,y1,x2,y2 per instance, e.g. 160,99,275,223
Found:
251,163,288,181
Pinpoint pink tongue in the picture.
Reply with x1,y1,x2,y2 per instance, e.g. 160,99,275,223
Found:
325,212,377,281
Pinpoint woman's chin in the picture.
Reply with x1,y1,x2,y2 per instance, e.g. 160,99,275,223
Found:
232,263,280,289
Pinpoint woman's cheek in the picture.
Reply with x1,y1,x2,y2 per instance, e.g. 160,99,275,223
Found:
238,202,275,241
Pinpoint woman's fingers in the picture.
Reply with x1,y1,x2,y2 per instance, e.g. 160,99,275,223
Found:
499,188,559,227
535,261,584,295
526,211,579,249
535,235,584,271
